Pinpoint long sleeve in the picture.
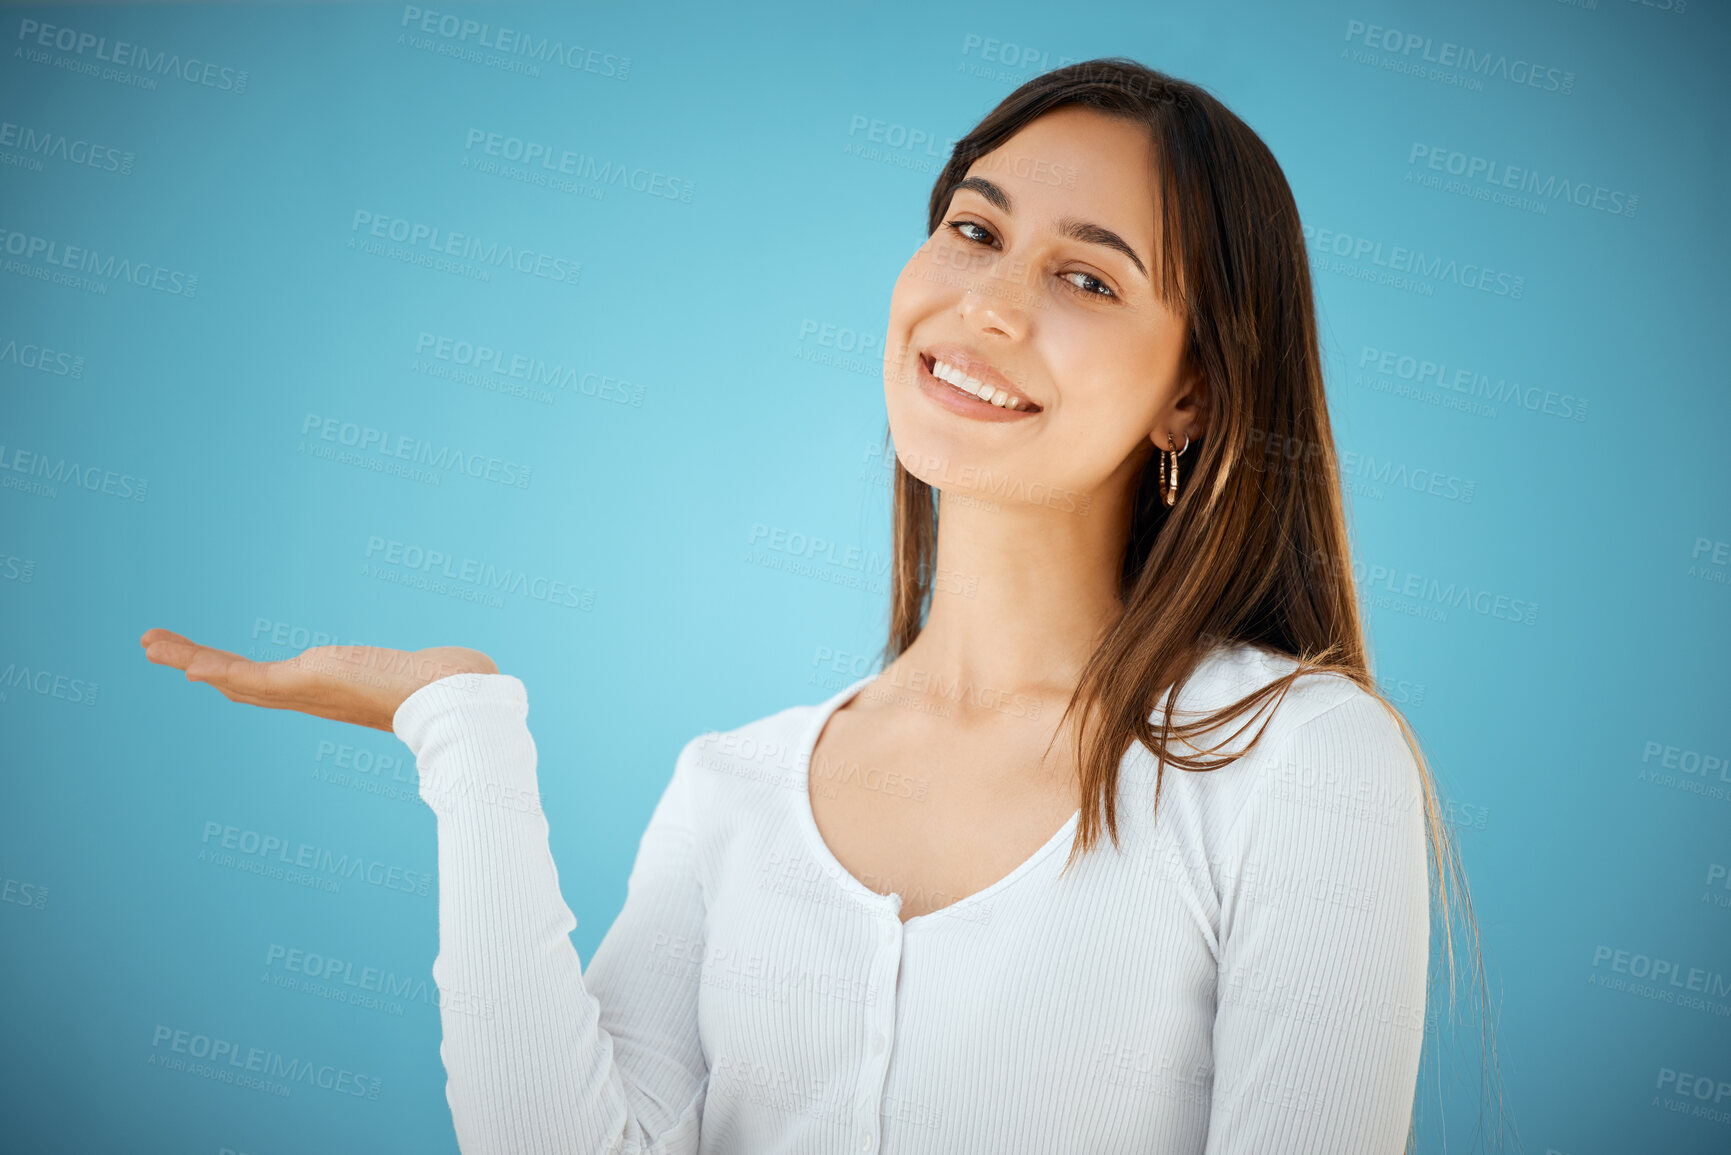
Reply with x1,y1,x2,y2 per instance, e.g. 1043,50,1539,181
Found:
1202,691,1431,1153
393,672,709,1155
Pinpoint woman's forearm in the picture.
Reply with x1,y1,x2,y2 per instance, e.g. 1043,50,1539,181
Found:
395,673,708,1155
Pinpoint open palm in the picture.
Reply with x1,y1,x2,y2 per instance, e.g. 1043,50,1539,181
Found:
139,627,498,732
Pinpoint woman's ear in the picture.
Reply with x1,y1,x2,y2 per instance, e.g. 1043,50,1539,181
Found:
1149,363,1208,449
1176,361,1208,443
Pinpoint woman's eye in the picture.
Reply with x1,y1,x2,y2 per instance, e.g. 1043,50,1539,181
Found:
945,219,994,245
1062,271,1116,299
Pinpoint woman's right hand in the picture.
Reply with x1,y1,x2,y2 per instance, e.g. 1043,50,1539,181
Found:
138,627,499,733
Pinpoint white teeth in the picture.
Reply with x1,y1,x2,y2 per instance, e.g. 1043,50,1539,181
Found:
931,358,1029,410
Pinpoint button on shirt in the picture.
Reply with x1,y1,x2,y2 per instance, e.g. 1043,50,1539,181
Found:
391,641,1430,1154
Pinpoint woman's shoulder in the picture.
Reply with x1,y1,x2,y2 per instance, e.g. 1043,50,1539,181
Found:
1224,640,1414,753
1125,640,1418,823
1161,639,1375,746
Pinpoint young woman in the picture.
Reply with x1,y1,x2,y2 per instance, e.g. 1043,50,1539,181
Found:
142,58,1491,1155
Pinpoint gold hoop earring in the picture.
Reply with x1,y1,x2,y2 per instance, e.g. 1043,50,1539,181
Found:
1160,432,1190,508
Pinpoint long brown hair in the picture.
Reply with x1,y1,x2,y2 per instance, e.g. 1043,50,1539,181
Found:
880,58,1508,1151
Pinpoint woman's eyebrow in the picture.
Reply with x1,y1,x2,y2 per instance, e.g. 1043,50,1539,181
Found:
952,175,1149,280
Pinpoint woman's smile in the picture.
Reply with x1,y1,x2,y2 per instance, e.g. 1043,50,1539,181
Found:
914,349,1043,423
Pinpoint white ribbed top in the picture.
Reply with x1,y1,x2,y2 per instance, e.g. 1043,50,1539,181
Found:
392,640,1430,1154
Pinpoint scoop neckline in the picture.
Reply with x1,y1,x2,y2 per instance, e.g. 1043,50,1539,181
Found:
793,672,1082,930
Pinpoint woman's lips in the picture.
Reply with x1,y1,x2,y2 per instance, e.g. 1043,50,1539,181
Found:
915,354,1041,423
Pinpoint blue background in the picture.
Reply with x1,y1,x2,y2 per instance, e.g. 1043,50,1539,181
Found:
3,1,1728,1151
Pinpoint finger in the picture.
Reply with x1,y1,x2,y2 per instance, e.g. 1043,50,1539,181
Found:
140,632,275,695
139,628,196,666
141,630,247,674
184,648,298,699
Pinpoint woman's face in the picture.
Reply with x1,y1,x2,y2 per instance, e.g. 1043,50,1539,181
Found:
883,105,1204,511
